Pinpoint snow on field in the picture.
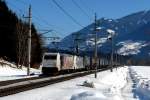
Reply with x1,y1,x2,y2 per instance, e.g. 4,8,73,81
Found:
130,66,150,80
130,66,150,100
0,65,149,100
117,40,148,55
0,60,41,81
0,67,129,100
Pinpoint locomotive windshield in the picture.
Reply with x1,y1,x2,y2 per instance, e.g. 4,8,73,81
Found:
44,55,57,60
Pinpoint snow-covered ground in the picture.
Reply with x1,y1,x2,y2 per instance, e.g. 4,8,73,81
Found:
0,63,150,100
0,67,128,100
129,66,150,100
0,60,41,81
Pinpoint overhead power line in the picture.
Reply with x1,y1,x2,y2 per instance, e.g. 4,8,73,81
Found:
71,0,91,20
5,0,25,18
12,0,66,36
80,0,95,15
51,0,84,28
15,0,29,5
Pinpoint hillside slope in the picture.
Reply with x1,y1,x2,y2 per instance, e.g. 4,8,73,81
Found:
56,10,150,61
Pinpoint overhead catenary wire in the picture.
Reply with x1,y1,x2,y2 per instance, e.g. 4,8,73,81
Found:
14,0,73,34
32,12,66,34
15,0,29,5
5,0,25,19
51,0,84,28
71,0,92,20
3,1,61,51
10,0,66,36
11,1,65,46
11,0,92,36
80,0,95,15
5,1,38,26
6,0,92,42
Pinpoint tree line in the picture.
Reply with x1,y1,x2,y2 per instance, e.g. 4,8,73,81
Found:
0,0,43,68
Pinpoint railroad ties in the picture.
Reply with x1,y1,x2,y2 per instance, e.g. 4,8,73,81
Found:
0,68,110,97
0,70,98,97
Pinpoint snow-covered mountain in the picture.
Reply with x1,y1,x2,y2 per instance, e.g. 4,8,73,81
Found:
50,10,150,59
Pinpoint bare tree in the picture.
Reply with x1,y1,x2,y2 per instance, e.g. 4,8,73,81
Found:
16,21,28,68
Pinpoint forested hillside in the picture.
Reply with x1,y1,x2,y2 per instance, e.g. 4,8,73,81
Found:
0,0,43,68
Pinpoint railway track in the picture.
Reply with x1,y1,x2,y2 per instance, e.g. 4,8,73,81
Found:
0,68,110,97
0,70,92,97
0,76,45,87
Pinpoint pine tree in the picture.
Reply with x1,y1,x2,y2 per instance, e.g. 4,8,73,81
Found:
0,0,43,68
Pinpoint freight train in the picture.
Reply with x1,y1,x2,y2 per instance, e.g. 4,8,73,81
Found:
41,52,110,75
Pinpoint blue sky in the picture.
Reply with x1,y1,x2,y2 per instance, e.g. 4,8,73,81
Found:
5,0,150,38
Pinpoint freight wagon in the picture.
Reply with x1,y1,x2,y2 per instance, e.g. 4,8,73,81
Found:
42,52,111,75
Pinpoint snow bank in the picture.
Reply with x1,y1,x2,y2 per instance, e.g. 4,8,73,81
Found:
130,66,150,99
82,80,94,88
0,65,27,76
71,67,128,100
0,60,41,81
101,67,128,91
71,91,106,100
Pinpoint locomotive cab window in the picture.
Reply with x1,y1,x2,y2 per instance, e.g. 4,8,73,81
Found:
44,55,57,60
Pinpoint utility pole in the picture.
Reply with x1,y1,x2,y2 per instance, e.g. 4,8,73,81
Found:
94,13,98,78
72,32,83,55
110,33,113,72
107,29,115,72
74,33,80,55
75,36,79,55
27,5,32,76
115,50,117,70
51,36,60,51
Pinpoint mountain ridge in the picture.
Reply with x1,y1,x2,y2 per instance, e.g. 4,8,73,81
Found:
49,10,150,62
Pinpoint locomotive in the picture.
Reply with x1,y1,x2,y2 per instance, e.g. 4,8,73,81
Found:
42,52,85,75
41,52,110,75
